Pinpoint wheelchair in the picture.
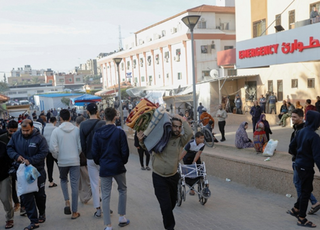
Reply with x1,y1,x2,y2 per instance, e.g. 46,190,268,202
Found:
176,162,211,206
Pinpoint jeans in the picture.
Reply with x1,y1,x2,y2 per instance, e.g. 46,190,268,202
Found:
152,172,179,230
101,173,127,226
87,159,101,208
21,168,46,224
138,148,150,167
294,164,315,218
292,162,317,205
59,166,80,213
46,152,58,183
218,121,226,140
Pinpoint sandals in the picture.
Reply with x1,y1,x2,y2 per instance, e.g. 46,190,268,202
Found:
71,212,80,219
38,214,46,223
297,218,316,228
308,204,320,215
24,223,39,230
5,220,14,229
287,208,299,219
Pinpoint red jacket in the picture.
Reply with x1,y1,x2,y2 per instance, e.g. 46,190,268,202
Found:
305,105,316,120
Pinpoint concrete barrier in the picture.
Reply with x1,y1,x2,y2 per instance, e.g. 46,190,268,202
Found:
127,134,320,198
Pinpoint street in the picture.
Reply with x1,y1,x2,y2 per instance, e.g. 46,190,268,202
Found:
2,152,319,230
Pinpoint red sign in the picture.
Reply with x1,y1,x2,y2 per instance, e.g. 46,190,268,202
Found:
239,36,320,59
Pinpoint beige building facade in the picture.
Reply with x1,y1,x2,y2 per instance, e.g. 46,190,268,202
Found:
235,0,320,109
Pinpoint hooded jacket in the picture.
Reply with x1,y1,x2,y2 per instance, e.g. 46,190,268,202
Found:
49,122,81,167
7,128,48,170
289,110,320,170
91,124,129,177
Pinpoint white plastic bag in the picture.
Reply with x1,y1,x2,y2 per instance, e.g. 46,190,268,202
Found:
263,139,278,157
17,163,39,197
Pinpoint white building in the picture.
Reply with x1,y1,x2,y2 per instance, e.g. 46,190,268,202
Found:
235,0,320,109
98,4,236,111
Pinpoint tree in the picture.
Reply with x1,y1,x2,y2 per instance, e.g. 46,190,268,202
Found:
0,82,9,93
61,97,70,106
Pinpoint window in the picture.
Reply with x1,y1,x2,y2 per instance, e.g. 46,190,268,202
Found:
275,14,281,32
197,19,206,29
133,60,137,68
177,73,182,80
155,54,159,64
176,49,181,56
253,19,266,38
268,80,273,93
121,63,124,71
224,46,233,50
49,80,53,83
277,80,283,101
164,52,169,62
59,79,64,83
18,91,28,94
202,71,210,80
141,76,145,82
76,78,80,82
134,77,138,83
308,78,315,88
201,45,209,53
245,81,257,101
166,73,169,78
68,78,72,82
127,61,130,70
140,58,144,67
291,79,298,88
289,10,295,29
147,56,151,66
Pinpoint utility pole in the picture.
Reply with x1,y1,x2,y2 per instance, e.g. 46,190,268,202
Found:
119,25,123,51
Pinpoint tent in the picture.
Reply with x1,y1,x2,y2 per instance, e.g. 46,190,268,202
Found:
70,94,101,106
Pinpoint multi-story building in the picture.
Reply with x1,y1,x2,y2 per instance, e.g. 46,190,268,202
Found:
98,4,236,111
5,84,64,101
235,0,320,108
77,59,99,76
47,73,85,90
10,65,45,77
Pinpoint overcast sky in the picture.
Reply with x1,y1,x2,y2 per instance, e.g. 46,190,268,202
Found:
0,0,217,77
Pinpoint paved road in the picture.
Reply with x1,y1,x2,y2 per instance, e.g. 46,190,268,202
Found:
3,153,320,230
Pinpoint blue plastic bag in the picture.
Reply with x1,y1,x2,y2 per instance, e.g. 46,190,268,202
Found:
24,165,41,184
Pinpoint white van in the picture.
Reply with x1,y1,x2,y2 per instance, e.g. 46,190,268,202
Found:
19,100,30,105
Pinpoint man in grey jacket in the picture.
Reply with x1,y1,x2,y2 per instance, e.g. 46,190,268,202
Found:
50,109,81,220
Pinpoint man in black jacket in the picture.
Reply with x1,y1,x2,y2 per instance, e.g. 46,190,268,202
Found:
289,110,320,228
0,140,14,229
7,119,48,230
79,103,106,218
250,100,263,132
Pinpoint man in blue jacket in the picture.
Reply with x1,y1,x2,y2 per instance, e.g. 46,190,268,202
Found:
92,108,130,230
7,119,48,230
289,110,320,228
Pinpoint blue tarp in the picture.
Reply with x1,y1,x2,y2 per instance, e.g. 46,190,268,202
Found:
70,94,101,106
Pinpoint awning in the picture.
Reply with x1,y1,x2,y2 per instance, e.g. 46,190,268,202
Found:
70,94,101,106
95,89,117,96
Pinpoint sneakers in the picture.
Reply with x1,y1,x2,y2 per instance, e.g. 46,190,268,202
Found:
220,139,226,142
118,219,130,227
141,167,146,170
104,227,113,230
20,207,26,216
145,166,151,171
